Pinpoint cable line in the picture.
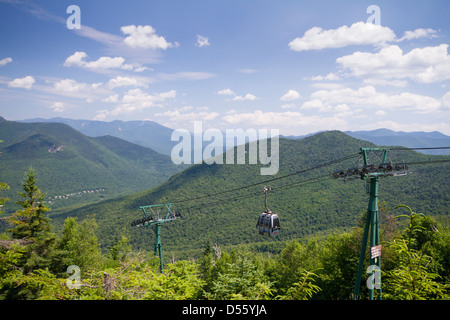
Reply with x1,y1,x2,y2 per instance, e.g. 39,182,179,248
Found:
177,173,333,212
171,152,361,205
389,146,450,151
173,157,450,213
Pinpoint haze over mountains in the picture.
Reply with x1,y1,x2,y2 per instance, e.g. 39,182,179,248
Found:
0,117,186,210
20,117,450,156
20,117,177,156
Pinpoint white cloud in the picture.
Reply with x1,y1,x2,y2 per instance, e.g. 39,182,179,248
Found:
281,103,296,109
289,22,438,52
106,76,149,89
301,99,325,111
362,78,408,88
8,76,35,89
305,85,442,114
398,28,437,41
85,56,132,70
337,44,450,83
96,88,176,120
222,110,348,135
53,78,92,93
375,110,387,117
73,24,123,46
289,22,396,51
238,69,257,74
310,83,344,90
216,89,257,101
442,92,450,110
121,25,178,50
158,71,216,81
50,78,112,102
120,88,175,110
309,73,340,81
196,35,210,47
280,89,300,101
49,102,64,112
102,95,119,103
64,51,87,67
64,51,146,72
0,57,12,66
216,88,236,95
155,109,219,124
232,93,257,101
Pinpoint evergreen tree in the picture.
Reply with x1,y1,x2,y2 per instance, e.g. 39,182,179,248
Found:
198,241,214,293
58,216,105,271
0,182,9,216
107,227,132,265
7,169,59,274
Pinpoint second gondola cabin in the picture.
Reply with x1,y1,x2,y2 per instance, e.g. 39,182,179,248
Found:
256,211,280,237
256,186,280,237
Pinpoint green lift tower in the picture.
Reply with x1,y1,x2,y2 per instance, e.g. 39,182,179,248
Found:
131,203,182,273
333,147,408,300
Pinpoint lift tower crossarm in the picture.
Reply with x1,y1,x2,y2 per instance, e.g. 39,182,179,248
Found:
131,203,182,273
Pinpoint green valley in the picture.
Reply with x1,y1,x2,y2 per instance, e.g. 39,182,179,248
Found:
48,130,450,260
0,117,186,211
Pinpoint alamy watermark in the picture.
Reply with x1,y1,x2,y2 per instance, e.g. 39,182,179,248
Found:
366,265,381,290
171,121,279,175
367,5,381,25
66,265,81,290
66,5,81,30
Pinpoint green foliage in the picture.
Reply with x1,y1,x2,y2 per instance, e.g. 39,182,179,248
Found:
382,206,449,300
107,228,132,265
0,182,9,215
383,239,448,300
0,268,72,300
0,244,24,284
69,254,203,300
58,216,105,271
0,205,448,300
0,119,185,212
206,251,273,300
6,169,63,275
278,270,321,300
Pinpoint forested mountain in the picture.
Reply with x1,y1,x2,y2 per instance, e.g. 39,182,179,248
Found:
22,118,450,156
0,117,185,211
21,117,178,156
50,131,450,259
345,129,450,155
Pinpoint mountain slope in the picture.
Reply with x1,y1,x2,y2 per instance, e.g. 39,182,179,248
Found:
0,118,184,211
22,118,450,157
345,129,450,155
21,117,177,156
50,131,450,258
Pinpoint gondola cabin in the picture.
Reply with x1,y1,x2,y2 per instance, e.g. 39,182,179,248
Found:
256,211,280,237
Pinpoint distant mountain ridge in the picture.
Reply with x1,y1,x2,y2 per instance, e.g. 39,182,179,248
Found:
345,129,450,155
20,117,177,156
0,117,185,211
20,117,450,156
284,129,450,155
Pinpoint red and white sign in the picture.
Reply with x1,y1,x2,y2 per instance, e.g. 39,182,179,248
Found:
371,245,381,259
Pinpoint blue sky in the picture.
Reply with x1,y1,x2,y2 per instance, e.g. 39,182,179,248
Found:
1,0,449,135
